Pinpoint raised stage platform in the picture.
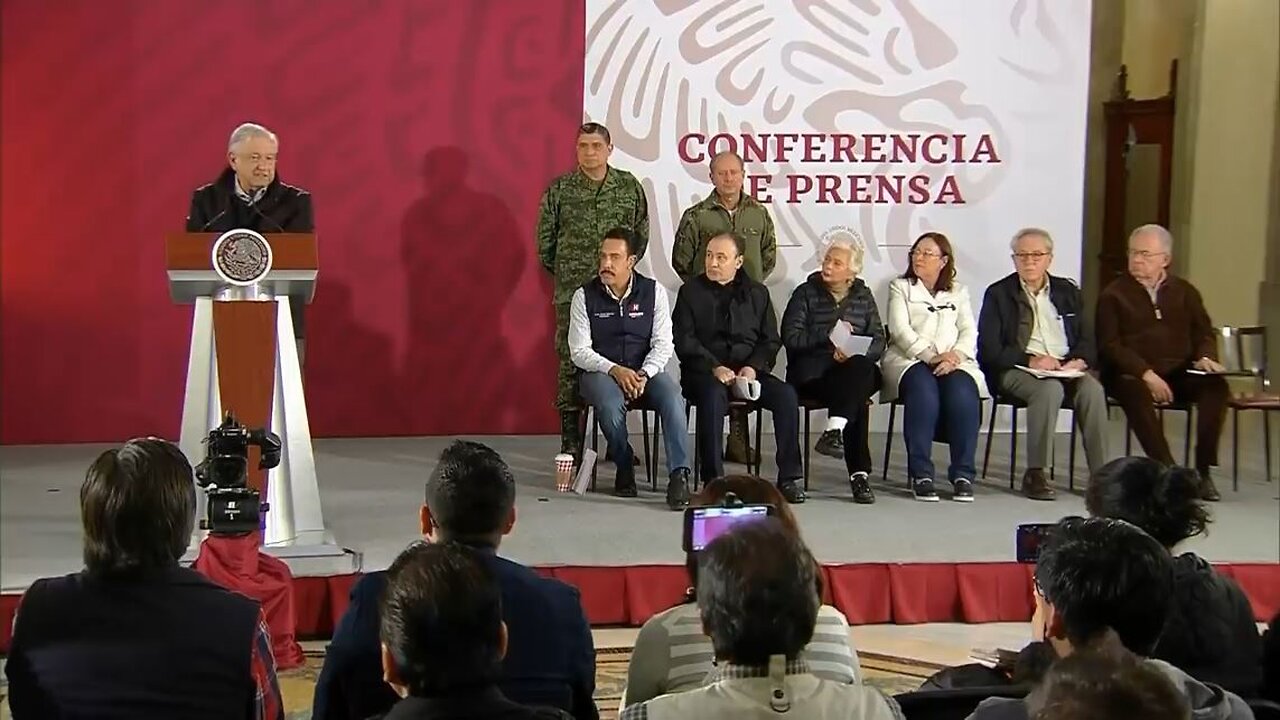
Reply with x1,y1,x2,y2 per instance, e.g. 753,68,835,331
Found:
3,423,1278,652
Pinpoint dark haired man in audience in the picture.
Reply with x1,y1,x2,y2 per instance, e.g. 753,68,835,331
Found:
620,519,901,718
6,438,282,720
373,542,572,720
313,441,597,720
674,231,805,503
968,517,1252,720
570,226,691,507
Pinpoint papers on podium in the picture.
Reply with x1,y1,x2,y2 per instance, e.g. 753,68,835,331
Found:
829,322,874,357
1015,365,1085,380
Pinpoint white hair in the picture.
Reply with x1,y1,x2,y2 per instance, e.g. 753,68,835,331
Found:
1129,224,1173,253
227,123,278,152
1009,227,1054,252
825,236,865,275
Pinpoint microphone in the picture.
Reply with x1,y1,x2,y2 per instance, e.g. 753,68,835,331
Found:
247,195,285,233
197,201,231,231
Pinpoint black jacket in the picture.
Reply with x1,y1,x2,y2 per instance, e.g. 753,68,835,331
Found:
186,167,314,234
5,566,263,720
374,688,572,720
672,270,780,381
977,273,1094,394
313,549,597,720
1151,553,1263,695
781,272,885,386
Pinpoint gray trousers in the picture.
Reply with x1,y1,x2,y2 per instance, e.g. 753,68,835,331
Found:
998,369,1109,474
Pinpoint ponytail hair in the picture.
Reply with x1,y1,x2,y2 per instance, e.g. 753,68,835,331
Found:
1085,457,1210,548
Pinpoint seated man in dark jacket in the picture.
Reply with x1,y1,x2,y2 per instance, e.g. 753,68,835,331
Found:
781,235,885,504
312,441,598,720
5,439,282,720
673,232,805,503
372,542,571,720
186,122,315,360
976,227,1108,500
1097,223,1226,501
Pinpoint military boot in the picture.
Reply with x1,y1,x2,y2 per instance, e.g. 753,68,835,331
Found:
723,408,756,465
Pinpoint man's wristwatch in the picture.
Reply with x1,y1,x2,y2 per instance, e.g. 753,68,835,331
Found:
636,370,649,380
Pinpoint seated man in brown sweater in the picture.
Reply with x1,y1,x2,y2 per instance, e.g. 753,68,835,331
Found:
1096,224,1226,500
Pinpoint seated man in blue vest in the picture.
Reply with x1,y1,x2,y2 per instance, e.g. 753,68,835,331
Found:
569,227,692,509
312,441,597,720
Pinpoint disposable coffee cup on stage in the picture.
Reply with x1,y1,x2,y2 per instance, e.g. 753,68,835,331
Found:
554,453,574,492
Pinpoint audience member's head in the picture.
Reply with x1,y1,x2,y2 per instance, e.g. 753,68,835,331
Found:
1033,517,1173,658
684,475,808,594
697,518,820,666
379,542,507,699
81,438,196,575
421,440,516,547
1085,457,1210,549
1032,647,1190,720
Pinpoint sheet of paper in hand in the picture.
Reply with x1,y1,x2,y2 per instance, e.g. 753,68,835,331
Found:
1015,365,1085,379
829,322,874,356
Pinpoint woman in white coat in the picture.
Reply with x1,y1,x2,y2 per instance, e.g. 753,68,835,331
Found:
883,232,987,502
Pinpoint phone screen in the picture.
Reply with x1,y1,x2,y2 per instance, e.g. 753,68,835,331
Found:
683,505,773,552
1016,523,1057,563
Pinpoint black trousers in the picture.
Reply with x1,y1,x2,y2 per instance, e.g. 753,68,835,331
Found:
685,373,802,482
798,355,881,474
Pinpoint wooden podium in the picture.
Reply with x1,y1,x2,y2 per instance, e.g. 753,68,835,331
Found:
166,231,353,572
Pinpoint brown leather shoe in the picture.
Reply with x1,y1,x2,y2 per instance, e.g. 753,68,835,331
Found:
1197,471,1221,502
1021,468,1056,501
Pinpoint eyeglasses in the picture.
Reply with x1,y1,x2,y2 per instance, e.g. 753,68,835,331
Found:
910,250,943,258
1127,249,1166,259
1012,252,1050,261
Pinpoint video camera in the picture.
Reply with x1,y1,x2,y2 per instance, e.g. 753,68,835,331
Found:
194,413,282,535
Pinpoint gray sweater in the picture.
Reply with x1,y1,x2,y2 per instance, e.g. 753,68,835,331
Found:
622,603,861,709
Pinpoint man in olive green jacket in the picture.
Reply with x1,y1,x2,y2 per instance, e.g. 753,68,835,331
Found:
672,150,777,463
536,122,650,456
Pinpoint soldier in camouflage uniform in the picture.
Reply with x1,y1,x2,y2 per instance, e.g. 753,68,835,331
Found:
672,150,777,464
537,122,650,456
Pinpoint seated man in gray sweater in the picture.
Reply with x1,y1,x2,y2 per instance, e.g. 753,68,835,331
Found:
969,517,1253,720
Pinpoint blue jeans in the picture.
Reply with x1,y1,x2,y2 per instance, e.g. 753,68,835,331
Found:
898,363,980,482
579,371,690,475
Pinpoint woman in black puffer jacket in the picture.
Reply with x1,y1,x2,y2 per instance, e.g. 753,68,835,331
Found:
781,237,885,503
1087,456,1263,695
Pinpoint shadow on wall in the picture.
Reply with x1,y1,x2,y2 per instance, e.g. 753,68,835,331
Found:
400,146,543,434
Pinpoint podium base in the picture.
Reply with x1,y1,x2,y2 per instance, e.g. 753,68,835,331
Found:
183,530,361,577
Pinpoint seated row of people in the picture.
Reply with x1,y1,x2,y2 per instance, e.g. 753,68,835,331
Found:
572,222,1228,508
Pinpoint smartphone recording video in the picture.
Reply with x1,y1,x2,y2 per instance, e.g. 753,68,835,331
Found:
682,504,774,552
1016,522,1057,563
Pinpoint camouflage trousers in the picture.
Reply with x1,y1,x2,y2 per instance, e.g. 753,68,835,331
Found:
553,303,581,411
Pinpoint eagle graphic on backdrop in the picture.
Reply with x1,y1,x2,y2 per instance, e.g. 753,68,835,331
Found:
584,0,1080,296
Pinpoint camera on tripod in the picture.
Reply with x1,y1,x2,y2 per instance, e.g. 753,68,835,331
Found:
195,412,282,535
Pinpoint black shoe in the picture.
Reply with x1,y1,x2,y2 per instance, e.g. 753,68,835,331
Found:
614,463,637,498
605,444,640,466
815,429,844,459
1196,470,1221,501
952,478,974,502
666,469,691,510
913,478,940,502
849,472,875,504
778,478,807,504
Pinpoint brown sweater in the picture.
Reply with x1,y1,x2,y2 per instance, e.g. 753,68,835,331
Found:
1096,273,1218,378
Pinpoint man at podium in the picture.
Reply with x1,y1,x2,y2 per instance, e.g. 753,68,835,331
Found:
186,122,315,358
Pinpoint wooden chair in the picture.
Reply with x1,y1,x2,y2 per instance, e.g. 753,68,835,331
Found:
1225,325,1277,488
